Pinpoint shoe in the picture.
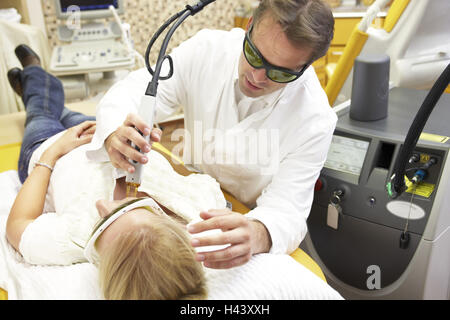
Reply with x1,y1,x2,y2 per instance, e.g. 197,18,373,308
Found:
14,44,41,68
7,67,23,96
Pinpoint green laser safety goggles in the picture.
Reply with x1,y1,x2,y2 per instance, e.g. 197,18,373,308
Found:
243,24,309,83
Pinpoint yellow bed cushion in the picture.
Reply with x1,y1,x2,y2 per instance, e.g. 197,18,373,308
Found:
0,142,21,172
0,288,7,300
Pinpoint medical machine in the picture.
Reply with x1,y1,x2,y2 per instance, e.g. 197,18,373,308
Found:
49,0,134,76
125,0,217,196
302,64,450,299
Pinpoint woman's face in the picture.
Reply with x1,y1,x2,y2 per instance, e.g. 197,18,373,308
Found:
94,197,162,254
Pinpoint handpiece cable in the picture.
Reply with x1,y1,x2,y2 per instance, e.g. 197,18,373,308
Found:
125,1,217,197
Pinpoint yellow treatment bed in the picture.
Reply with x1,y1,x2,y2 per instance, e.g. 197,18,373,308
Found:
0,103,328,300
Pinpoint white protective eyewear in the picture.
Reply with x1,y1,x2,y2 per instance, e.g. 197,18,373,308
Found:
84,197,166,264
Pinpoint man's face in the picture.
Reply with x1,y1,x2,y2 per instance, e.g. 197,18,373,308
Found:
238,15,313,98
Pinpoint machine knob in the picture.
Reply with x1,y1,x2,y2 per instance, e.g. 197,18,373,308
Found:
314,178,324,191
368,196,376,207
330,189,345,205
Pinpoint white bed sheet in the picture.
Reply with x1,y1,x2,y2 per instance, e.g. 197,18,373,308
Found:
0,170,343,300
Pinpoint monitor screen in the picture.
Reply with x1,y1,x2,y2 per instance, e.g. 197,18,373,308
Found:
324,135,369,177
55,0,123,19
59,0,119,12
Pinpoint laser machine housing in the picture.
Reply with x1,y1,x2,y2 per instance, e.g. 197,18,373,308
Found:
302,87,450,299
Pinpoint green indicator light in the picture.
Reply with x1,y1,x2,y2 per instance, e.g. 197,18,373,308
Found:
386,182,393,197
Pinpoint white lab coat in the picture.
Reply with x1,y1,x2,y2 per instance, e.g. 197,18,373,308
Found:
87,28,337,254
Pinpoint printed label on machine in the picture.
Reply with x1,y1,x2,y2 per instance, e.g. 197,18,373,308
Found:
419,132,450,144
404,175,435,198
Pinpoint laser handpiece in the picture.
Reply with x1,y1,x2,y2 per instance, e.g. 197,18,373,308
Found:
125,95,156,197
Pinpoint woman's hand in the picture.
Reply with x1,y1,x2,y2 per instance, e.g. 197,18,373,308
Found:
42,121,96,165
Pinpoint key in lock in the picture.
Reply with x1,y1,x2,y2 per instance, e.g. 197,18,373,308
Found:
327,189,344,230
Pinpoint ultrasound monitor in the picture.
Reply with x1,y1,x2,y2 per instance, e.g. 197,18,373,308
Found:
55,0,124,20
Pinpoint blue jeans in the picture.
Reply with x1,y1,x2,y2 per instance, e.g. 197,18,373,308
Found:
18,66,95,183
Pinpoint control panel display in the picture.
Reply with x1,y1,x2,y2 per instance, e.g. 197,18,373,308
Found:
60,0,118,12
324,135,369,176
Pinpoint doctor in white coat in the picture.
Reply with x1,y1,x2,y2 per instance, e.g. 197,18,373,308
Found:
87,0,337,269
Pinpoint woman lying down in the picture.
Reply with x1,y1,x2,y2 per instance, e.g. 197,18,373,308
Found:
6,46,227,300
7,126,219,300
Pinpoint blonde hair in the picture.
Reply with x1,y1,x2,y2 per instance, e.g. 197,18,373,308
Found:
253,0,334,62
98,214,207,300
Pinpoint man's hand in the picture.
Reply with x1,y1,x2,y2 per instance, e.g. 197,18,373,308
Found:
188,209,272,269
105,113,162,173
